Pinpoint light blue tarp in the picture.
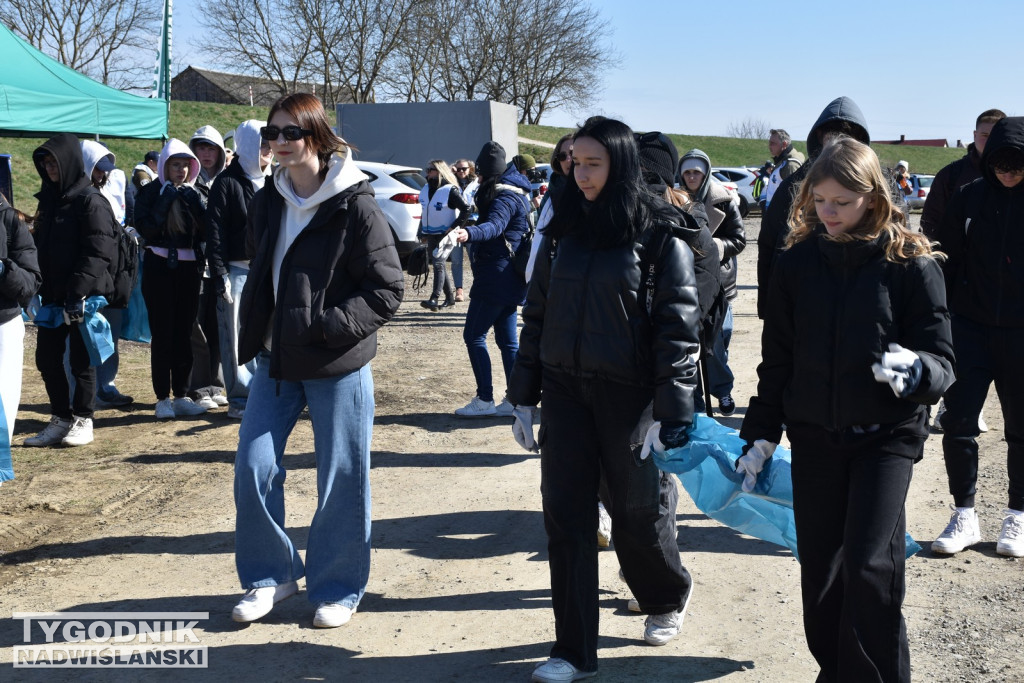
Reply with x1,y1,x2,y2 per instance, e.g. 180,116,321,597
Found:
33,296,115,366
653,414,922,560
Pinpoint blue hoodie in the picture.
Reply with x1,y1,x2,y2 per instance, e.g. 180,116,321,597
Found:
464,163,532,305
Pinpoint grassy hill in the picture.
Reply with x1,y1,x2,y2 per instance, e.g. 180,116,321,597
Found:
4,103,965,210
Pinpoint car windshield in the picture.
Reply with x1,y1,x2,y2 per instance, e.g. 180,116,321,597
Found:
392,170,426,189
917,176,933,188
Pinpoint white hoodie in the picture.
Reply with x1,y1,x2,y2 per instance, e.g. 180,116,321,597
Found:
80,140,126,224
234,119,272,191
151,139,202,262
271,148,368,298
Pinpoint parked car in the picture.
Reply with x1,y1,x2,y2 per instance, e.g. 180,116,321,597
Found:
353,160,426,259
528,162,551,200
906,173,934,210
711,167,761,217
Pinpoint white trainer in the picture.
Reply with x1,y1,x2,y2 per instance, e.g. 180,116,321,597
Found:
61,417,94,446
597,502,612,548
211,394,229,407
978,410,988,433
173,397,207,417
195,395,218,410
454,396,496,417
932,505,981,554
231,581,298,622
531,657,596,682
996,510,1024,558
313,602,355,628
495,397,515,417
644,574,693,646
23,416,72,447
155,398,175,419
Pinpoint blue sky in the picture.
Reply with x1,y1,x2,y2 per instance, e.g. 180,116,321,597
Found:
171,0,1022,144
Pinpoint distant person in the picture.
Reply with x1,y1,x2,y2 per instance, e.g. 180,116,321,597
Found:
762,128,804,207
187,126,229,410
418,159,470,311
231,93,403,629
0,191,42,479
24,133,116,447
450,159,478,302
927,116,1024,559
127,150,159,227
740,136,954,683
512,153,542,211
894,160,912,196
524,134,574,282
206,120,273,420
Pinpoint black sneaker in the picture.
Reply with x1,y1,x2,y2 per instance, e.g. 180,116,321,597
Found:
420,299,439,312
718,395,736,416
441,297,456,308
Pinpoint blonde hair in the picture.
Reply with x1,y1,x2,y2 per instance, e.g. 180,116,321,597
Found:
426,159,458,188
787,136,940,262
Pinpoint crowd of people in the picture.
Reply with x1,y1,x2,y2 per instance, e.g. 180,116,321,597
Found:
1,93,1022,683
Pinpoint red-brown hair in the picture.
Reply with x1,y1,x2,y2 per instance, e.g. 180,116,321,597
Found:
267,93,347,177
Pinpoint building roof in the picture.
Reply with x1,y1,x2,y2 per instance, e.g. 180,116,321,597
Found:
172,66,350,106
874,135,949,147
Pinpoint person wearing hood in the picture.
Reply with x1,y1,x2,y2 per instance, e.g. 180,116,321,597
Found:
450,158,479,302
757,96,871,320
928,116,1024,559
449,141,532,417
506,117,699,681
206,120,273,420
417,158,471,311
24,133,116,448
133,139,209,420
80,140,134,409
762,128,805,207
679,148,746,416
187,125,229,411
231,93,403,629
0,192,41,478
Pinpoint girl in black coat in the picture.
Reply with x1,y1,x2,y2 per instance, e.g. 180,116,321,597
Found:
739,137,955,683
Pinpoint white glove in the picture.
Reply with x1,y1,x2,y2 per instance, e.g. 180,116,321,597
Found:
871,343,921,397
639,421,664,461
221,276,233,304
736,440,776,493
124,226,141,244
512,406,539,453
433,231,458,261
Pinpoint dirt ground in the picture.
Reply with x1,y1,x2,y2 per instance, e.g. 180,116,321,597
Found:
1,214,1021,682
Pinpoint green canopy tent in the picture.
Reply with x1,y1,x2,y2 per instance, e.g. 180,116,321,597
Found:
0,21,167,139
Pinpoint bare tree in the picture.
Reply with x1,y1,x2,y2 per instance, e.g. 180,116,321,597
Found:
0,0,161,89
726,117,771,140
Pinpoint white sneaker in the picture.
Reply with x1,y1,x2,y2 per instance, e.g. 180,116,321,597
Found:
195,395,218,410
932,505,981,554
978,410,988,433
531,657,596,682
173,397,207,417
61,417,94,446
231,581,298,622
597,502,612,548
23,416,72,447
932,399,946,431
996,510,1024,558
313,602,355,628
227,405,245,420
155,398,175,419
495,397,515,417
644,575,693,646
211,394,229,407
627,597,641,613
454,396,496,417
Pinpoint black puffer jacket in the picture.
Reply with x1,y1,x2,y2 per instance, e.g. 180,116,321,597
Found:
933,116,1024,328
920,144,983,237
0,196,42,323
507,216,701,425
133,181,206,253
238,174,404,381
741,228,955,446
206,157,255,280
32,133,116,305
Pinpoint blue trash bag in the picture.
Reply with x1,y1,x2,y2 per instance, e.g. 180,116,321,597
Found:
652,414,922,560
33,297,115,367
119,263,151,343
0,398,12,483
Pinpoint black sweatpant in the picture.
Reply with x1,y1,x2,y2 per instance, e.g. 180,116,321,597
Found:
142,253,202,400
539,371,691,673
941,315,1024,510
787,412,926,683
36,323,95,419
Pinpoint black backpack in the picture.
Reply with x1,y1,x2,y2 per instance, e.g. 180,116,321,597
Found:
107,221,140,309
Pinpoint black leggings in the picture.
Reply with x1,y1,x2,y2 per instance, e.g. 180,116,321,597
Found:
142,252,202,400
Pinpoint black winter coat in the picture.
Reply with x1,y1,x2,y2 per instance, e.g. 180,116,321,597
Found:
0,197,42,323
133,180,207,253
206,158,256,280
238,175,404,381
507,217,701,425
920,144,982,237
741,228,955,447
32,133,116,305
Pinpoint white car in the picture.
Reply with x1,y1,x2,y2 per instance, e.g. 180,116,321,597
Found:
353,160,426,259
711,167,761,217
906,174,934,210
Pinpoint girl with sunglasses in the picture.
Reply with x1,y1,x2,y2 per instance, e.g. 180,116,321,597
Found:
231,93,404,629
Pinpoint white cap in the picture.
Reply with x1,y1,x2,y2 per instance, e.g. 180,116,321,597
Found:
896,160,909,171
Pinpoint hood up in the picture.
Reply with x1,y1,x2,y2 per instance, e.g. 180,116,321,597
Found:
33,132,89,199
234,119,272,182
980,116,1024,191
80,140,116,179
157,138,202,186
189,125,227,178
807,96,870,159
679,148,712,202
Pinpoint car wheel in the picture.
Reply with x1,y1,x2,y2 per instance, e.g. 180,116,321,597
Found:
738,194,750,218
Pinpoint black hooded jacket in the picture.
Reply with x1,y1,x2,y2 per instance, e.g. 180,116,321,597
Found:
32,132,116,305
757,97,870,319
920,143,983,237
206,157,255,280
0,196,42,324
932,116,1024,328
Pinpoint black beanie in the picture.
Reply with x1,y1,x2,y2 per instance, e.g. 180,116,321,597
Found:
635,132,678,187
476,141,506,179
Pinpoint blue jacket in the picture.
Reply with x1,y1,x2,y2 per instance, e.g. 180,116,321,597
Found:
465,164,531,305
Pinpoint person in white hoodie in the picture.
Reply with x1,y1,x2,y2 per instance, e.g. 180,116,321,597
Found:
80,140,134,408
230,93,403,630
132,139,209,420
206,120,273,419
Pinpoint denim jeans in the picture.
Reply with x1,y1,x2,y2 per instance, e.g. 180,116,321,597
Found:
706,304,734,399
425,234,454,302
462,297,518,403
450,244,464,289
216,265,255,410
234,355,375,607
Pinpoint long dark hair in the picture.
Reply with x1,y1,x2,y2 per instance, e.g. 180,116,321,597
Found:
545,116,655,249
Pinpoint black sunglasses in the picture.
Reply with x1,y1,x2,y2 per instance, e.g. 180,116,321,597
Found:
555,152,570,162
260,125,314,141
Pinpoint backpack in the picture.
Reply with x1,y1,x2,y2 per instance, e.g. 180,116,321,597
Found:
107,222,140,308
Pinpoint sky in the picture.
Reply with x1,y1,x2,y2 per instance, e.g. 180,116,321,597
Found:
170,0,1023,145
